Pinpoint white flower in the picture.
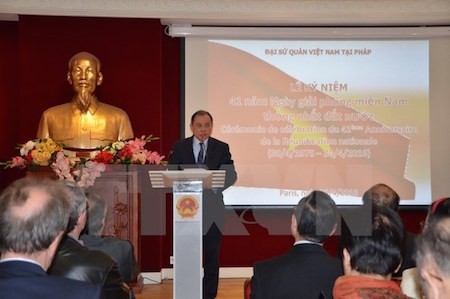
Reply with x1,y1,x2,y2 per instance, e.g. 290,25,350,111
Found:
89,150,101,159
133,152,147,164
112,141,126,150
20,140,37,156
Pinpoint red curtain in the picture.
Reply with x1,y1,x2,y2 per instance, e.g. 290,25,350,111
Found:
0,16,425,272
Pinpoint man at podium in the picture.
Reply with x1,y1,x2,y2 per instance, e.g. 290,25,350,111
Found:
168,110,237,299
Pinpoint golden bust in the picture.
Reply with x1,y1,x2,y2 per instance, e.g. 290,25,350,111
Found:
37,51,134,150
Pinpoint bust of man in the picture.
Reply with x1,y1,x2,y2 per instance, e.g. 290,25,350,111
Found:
37,51,134,150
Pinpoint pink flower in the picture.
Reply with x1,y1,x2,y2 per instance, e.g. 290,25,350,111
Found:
51,152,74,180
146,151,165,165
77,161,106,187
127,136,146,152
11,156,27,168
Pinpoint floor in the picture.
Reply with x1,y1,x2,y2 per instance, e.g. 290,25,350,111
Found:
135,278,247,299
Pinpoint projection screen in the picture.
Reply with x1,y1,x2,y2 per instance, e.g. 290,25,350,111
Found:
181,27,450,206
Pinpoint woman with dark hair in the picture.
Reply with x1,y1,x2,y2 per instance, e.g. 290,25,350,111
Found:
333,205,411,299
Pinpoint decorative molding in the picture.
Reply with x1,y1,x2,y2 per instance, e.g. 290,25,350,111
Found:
0,0,449,26
167,25,450,38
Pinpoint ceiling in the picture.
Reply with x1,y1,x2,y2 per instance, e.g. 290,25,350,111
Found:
0,0,449,27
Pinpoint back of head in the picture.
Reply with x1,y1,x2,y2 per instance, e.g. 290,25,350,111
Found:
415,217,450,281
63,180,87,233
85,191,107,236
362,183,400,211
344,205,404,276
416,197,450,274
426,197,450,226
0,177,70,254
294,190,338,243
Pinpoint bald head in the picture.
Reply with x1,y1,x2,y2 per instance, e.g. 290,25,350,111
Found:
0,178,70,254
362,183,400,211
10,188,49,220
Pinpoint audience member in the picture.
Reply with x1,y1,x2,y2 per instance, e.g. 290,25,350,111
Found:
250,190,343,299
415,216,450,299
340,183,416,277
0,177,103,299
81,191,138,283
48,180,133,299
402,197,450,298
423,197,450,226
362,182,401,210
366,183,416,276
333,205,411,299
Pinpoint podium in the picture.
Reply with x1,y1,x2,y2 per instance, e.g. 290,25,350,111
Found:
148,169,225,299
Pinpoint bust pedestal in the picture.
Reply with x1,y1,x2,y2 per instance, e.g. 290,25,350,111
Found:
26,166,58,180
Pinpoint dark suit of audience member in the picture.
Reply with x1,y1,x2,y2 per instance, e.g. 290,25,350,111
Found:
81,191,138,283
251,190,343,299
0,177,103,299
168,110,237,299
338,183,416,278
48,181,133,299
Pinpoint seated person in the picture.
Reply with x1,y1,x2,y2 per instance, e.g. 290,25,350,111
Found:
333,205,410,298
415,216,450,299
401,197,450,298
81,191,138,283
251,190,343,299
0,177,103,299
339,183,416,277
48,181,134,299
365,183,416,276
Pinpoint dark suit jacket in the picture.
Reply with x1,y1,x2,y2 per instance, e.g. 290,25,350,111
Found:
0,260,103,299
169,136,237,188
48,236,133,299
168,136,237,230
80,234,138,283
250,244,343,299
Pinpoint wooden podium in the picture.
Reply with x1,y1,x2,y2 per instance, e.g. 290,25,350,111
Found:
148,169,225,299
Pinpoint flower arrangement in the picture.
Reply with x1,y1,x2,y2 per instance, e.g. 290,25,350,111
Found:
91,135,165,165
3,138,62,169
2,135,165,187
